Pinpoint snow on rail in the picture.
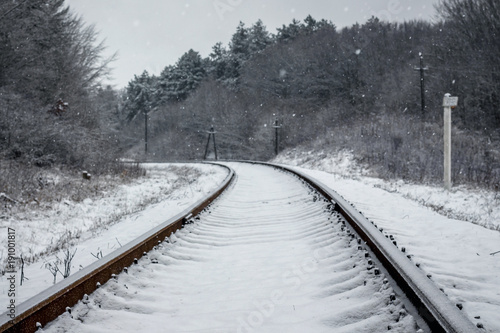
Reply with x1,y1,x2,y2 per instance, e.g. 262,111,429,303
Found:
0,164,234,333
44,162,417,332
268,162,480,333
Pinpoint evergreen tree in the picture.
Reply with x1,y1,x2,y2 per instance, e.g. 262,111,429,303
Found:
248,20,272,54
125,71,155,121
276,19,302,42
157,49,206,102
230,22,251,58
208,42,229,80
222,22,251,86
212,21,272,87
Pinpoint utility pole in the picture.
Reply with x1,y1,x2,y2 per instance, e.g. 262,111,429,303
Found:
414,52,428,113
272,118,282,156
144,108,148,155
442,93,458,191
204,126,218,160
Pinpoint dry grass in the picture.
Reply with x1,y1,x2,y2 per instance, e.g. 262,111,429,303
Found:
308,111,500,190
0,161,145,215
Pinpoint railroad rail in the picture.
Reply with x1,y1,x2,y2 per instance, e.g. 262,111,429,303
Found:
0,164,234,333
262,161,479,333
0,162,478,332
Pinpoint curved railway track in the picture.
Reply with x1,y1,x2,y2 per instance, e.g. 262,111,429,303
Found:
0,162,478,332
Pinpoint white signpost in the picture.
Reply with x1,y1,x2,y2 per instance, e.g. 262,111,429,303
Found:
443,93,458,190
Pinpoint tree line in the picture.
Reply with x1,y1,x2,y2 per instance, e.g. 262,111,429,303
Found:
0,0,123,172
0,0,141,205
1,0,498,190
122,0,500,187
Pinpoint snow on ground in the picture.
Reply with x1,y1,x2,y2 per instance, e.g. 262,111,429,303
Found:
3,152,500,331
45,163,418,333
275,149,500,332
0,163,228,307
276,149,500,231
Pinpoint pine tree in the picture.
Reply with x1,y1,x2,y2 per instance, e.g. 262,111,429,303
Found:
208,42,229,81
230,22,251,58
248,20,272,55
276,19,302,42
157,49,206,102
125,71,154,121
214,20,272,87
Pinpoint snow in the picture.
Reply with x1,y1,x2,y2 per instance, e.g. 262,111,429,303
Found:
2,152,500,331
44,163,417,332
274,149,500,332
276,149,500,231
0,163,228,307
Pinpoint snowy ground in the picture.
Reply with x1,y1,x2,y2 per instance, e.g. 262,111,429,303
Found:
45,163,418,333
0,163,228,307
275,149,500,231
3,154,500,331
275,149,500,332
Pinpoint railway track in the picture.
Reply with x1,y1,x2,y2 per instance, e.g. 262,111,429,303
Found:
0,162,478,332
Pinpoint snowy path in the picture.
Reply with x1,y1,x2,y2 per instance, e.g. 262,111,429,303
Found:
45,163,418,333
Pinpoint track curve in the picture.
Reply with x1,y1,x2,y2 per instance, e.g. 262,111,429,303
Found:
0,163,234,333
44,162,418,332
2,161,478,332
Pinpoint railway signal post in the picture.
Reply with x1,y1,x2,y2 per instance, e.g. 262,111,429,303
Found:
443,93,458,190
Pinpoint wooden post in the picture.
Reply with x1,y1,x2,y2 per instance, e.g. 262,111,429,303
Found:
272,118,282,156
204,126,218,160
414,52,428,114
204,130,211,160
212,128,218,161
144,109,148,155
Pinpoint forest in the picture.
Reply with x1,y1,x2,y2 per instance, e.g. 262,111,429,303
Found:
0,0,138,204
1,0,499,201
121,0,500,187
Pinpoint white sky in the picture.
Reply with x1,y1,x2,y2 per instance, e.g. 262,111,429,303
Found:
64,0,440,88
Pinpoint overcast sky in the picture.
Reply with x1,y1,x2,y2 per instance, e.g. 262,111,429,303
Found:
64,0,441,88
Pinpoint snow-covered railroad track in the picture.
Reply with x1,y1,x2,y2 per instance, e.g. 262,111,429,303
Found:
1,162,479,332
42,163,421,332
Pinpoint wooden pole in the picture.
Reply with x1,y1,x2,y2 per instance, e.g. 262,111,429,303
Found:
144,109,148,154
272,118,281,156
204,126,217,160
212,129,218,161
204,132,211,160
414,52,428,114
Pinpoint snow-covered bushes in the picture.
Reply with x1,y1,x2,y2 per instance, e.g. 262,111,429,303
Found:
276,111,500,189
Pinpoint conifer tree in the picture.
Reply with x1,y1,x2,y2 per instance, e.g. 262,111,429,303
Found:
125,71,154,121
248,20,272,55
171,49,206,101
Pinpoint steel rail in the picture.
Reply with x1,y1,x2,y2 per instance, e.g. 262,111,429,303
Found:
0,163,235,333
255,161,479,333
